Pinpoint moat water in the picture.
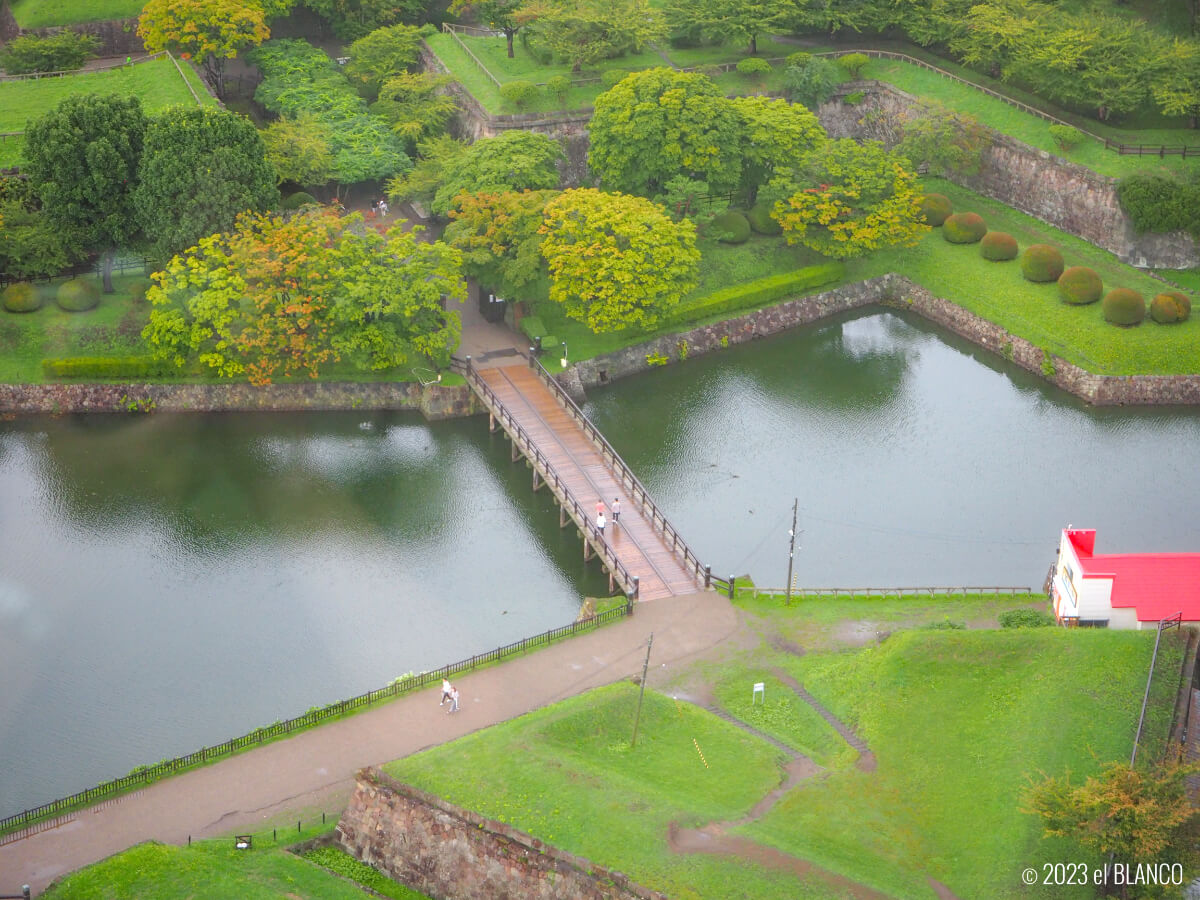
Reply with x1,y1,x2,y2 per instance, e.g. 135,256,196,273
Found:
3,308,1200,816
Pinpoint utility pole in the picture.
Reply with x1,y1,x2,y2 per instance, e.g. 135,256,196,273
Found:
631,633,654,749
785,498,798,606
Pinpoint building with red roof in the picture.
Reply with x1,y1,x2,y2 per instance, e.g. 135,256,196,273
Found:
1051,528,1200,629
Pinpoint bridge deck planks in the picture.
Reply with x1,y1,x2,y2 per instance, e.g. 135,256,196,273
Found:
478,363,701,601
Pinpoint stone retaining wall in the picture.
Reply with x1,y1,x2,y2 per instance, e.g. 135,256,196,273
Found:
336,768,667,900
564,277,1200,407
0,2,19,43
0,381,480,420
23,18,145,56
817,82,1200,269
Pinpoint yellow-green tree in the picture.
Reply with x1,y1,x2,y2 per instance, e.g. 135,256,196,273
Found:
539,188,699,333
770,139,928,260
138,0,270,98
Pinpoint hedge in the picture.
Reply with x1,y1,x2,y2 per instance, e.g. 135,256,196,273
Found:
664,262,845,325
1150,291,1191,324
1117,175,1200,238
979,231,1018,261
1102,288,1146,326
2,282,41,313
42,357,176,379
710,210,750,244
747,201,782,235
56,279,100,312
942,212,986,243
1057,266,1102,305
1020,244,1064,283
520,315,547,341
920,193,952,227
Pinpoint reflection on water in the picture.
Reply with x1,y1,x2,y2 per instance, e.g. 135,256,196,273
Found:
0,412,610,817
584,310,1200,590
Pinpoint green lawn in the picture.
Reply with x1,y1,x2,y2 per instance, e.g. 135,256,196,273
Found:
743,627,1181,899
847,178,1200,375
384,623,1178,900
386,682,825,899
0,56,212,167
8,0,144,27
39,829,430,899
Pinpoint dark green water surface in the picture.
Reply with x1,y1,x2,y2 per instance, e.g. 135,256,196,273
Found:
3,308,1200,817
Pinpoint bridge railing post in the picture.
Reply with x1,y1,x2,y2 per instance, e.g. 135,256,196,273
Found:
632,575,639,601
728,575,736,600
704,565,711,589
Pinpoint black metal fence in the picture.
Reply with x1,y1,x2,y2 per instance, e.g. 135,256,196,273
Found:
0,601,632,838
1104,139,1198,158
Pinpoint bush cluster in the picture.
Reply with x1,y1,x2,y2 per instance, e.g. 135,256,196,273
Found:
942,212,986,243
920,193,952,226
500,80,540,109
979,231,1018,261
0,31,99,75
664,262,844,325
1150,291,1191,324
1020,244,1064,283
837,53,870,78
747,201,782,235
42,356,174,379
2,282,41,313
281,191,319,210
1048,124,1083,151
56,279,100,312
999,608,1055,628
1056,266,1103,304
1117,175,1200,238
735,58,772,80
710,210,750,244
1103,288,1146,325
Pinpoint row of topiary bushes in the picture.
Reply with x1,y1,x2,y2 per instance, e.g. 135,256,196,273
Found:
2,280,100,314
921,194,1192,327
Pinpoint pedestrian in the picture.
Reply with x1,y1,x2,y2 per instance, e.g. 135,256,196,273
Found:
379,199,389,218
440,678,452,706
596,498,605,519
597,511,606,535
612,497,620,523
447,686,460,714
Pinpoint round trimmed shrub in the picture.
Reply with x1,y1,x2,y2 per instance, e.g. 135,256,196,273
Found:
1057,266,1103,305
1020,244,1065,283
736,57,772,80
600,69,627,88
56,279,100,312
979,231,1018,261
1103,288,1146,326
747,200,782,235
942,212,986,243
710,210,750,244
2,282,41,313
1150,290,1191,324
920,193,952,226
499,80,539,108
281,191,318,210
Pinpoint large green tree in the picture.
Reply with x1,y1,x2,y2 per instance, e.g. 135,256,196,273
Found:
302,0,424,40
0,31,99,75
518,0,666,73
343,23,422,100
136,107,279,261
260,115,336,187
445,189,558,294
0,200,83,279
588,68,743,197
23,94,147,292
1153,38,1200,127
372,73,459,150
895,102,990,177
662,0,789,55
143,209,465,384
730,95,826,199
430,131,563,216
450,0,525,58
769,139,928,259
539,188,700,333
138,0,270,99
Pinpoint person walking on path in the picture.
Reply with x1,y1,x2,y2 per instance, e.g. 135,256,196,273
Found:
596,499,605,519
447,686,460,714
379,199,389,218
612,498,620,523
440,678,452,706
597,511,606,535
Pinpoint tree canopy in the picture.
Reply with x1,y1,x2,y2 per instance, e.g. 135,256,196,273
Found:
23,94,147,291
894,102,990,177
138,0,270,98
302,0,425,40
769,139,928,259
0,31,99,75
135,106,279,261
260,114,336,187
143,209,466,384
589,68,743,197
450,0,525,58
445,189,558,295
662,0,790,55
518,0,666,73
371,72,459,151
730,95,826,198
343,23,422,100
430,130,563,215
539,188,700,333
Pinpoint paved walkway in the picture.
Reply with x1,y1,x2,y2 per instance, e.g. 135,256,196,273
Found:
1,592,738,894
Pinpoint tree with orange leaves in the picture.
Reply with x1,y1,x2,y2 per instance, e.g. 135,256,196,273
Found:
143,208,465,385
138,0,270,98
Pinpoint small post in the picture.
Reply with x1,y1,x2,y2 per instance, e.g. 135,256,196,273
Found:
632,575,640,601
464,355,472,371
631,633,654,749
785,498,798,606
728,575,736,599
704,565,711,589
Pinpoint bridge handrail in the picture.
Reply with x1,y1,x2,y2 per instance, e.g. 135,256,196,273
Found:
456,356,640,598
742,585,1033,599
526,353,708,587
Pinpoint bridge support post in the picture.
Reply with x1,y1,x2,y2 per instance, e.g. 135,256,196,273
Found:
511,440,520,462
632,575,640,601
532,469,542,492
583,539,594,562
608,571,615,594
488,413,496,433
559,505,568,528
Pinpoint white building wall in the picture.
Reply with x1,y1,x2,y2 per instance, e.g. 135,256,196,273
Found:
1076,577,1115,621
1108,607,1139,630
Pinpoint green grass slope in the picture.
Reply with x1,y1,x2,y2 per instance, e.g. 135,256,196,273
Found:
9,0,145,28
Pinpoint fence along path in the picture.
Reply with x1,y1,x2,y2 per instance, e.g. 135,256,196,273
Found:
472,359,704,601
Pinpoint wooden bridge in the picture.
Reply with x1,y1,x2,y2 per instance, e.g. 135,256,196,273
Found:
457,353,711,601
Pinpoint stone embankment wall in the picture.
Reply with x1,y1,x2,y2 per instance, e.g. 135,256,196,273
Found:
22,19,145,56
0,2,19,42
817,83,1200,269
562,276,1200,407
336,768,668,900
0,381,479,419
